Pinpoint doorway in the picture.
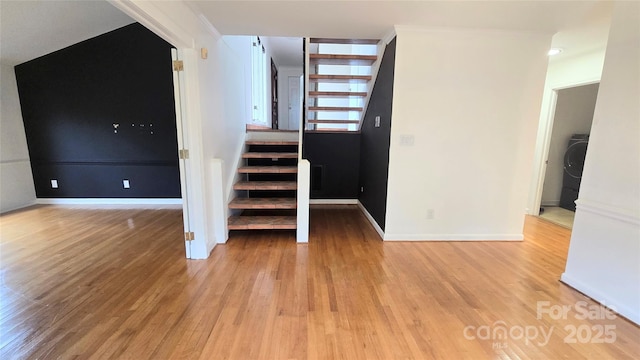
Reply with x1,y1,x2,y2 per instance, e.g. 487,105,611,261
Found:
538,83,599,229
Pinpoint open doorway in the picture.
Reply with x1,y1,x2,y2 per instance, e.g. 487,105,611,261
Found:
538,83,599,229
263,37,303,131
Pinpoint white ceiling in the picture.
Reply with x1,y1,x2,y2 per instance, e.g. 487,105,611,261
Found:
0,0,134,66
190,0,606,39
264,36,303,68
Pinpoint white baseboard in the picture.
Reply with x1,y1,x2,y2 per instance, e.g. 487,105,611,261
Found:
561,272,640,325
383,233,524,241
357,201,384,239
310,199,358,205
541,200,560,207
36,198,183,206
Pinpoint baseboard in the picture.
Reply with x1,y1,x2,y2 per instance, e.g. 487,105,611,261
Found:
575,198,640,225
561,272,640,325
0,200,38,214
541,200,560,207
310,199,358,205
36,198,183,206
383,233,524,241
357,201,384,239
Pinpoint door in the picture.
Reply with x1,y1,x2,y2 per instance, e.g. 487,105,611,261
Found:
171,49,192,258
271,59,278,129
288,75,302,131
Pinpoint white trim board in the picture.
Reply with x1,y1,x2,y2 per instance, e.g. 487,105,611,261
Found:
36,198,183,205
561,273,640,325
383,234,524,241
357,201,384,239
576,199,640,225
310,199,358,205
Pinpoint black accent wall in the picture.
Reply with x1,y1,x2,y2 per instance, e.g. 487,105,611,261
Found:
358,38,396,230
15,23,180,198
303,132,361,199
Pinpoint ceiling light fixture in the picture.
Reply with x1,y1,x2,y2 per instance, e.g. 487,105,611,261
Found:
548,48,563,56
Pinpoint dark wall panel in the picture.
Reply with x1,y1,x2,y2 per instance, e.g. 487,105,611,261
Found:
358,38,396,230
15,23,180,198
303,132,360,199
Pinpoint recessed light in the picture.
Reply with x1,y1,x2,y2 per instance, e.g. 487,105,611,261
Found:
548,48,563,56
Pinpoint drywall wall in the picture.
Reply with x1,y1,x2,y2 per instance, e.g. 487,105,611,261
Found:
303,132,360,199
14,23,180,199
277,66,303,130
359,38,396,231
0,63,36,212
562,2,640,324
541,83,598,206
385,27,551,240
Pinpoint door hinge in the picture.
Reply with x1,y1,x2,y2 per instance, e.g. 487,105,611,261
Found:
173,60,184,72
184,232,195,241
179,149,189,159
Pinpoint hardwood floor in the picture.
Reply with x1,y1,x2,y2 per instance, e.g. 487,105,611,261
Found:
0,205,638,359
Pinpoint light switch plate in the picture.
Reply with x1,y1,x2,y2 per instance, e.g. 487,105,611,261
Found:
123,179,130,189
51,179,58,189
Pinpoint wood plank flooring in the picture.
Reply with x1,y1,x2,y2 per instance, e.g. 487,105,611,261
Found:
0,205,638,359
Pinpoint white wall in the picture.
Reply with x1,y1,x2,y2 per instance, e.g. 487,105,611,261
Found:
562,2,640,325
528,47,607,213
541,83,598,206
223,36,253,127
0,63,36,213
277,66,302,130
384,27,551,240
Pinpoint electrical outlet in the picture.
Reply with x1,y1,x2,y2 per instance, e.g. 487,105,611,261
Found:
361,186,364,193
400,135,415,147
123,179,130,189
51,179,58,189
374,116,381,128
426,209,435,220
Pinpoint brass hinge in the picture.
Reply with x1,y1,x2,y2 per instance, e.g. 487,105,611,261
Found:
184,232,195,241
173,60,184,72
179,149,189,159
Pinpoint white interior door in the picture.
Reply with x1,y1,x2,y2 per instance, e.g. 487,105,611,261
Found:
288,76,301,131
171,49,191,258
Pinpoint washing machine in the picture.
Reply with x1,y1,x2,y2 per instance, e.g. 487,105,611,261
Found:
559,134,589,211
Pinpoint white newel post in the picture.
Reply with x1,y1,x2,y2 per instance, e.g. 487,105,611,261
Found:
297,159,310,243
208,159,228,247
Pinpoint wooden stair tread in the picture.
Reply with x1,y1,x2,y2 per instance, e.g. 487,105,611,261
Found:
245,140,298,145
238,166,297,174
307,120,360,124
242,152,298,159
309,91,367,98
229,198,296,209
234,181,297,190
310,54,377,65
228,215,297,230
309,74,371,83
309,106,363,112
310,38,379,45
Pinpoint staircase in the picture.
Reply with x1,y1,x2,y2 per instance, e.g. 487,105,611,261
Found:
306,38,380,132
228,137,299,230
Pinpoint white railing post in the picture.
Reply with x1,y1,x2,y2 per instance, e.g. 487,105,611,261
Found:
297,159,310,243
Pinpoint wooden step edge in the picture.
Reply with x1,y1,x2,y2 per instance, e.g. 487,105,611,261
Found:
309,91,367,97
310,54,377,60
233,181,298,191
309,75,371,82
245,140,299,145
307,120,360,124
310,38,379,45
305,129,361,134
228,198,297,210
242,152,299,159
238,166,298,174
228,215,297,230
309,107,363,112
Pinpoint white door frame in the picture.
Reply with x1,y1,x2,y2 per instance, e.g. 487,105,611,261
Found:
109,0,211,259
528,79,600,216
